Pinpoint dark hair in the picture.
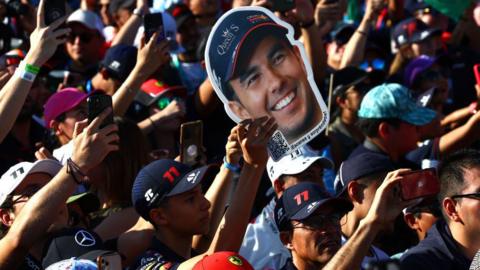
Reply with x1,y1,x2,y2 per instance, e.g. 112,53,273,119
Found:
356,117,402,137
438,149,480,204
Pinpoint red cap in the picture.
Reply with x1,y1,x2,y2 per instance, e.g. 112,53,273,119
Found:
43,88,88,128
193,252,254,270
140,79,187,98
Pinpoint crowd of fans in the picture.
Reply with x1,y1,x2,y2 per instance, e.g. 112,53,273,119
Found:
0,0,480,269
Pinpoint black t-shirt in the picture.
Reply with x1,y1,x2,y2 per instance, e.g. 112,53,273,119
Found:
19,254,43,270
132,237,198,270
280,259,297,270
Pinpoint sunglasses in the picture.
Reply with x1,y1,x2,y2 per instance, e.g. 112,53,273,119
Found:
360,58,386,71
451,192,480,200
67,32,94,43
292,213,342,231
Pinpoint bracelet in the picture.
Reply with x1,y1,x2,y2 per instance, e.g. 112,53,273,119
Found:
16,69,37,82
25,63,40,75
133,8,145,17
223,156,241,174
66,158,88,184
300,19,315,29
148,117,157,129
356,30,368,36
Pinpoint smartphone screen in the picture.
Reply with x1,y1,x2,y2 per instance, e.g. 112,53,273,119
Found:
87,93,114,128
180,121,203,166
272,0,295,12
44,0,66,25
144,12,166,43
400,169,439,201
474,64,480,86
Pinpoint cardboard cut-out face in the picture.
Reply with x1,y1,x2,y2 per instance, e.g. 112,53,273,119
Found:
205,6,329,160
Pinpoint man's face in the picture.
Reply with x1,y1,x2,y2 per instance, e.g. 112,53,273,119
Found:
161,185,211,235
411,36,440,58
289,207,342,265
229,35,319,142
7,173,68,231
388,121,420,155
455,167,480,241
177,17,200,53
65,23,103,66
344,87,364,113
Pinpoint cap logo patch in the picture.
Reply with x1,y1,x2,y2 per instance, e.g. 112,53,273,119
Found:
307,201,319,213
246,14,268,24
420,30,429,39
10,167,25,179
228,255,244,266
294,190,309,205
109,60,121,71
420,94,431,107
217,24,239,56
163,167,180,183
186,171,200,184
74,230,96,247
145,188,155,202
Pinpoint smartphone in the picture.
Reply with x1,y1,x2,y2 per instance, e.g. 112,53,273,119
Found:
87,93,114,128
400,168,439,201
271,0,295,12
474,64,480,86
144,12,165,43
44,0,66,25
97,252,122,270
180,121,203,166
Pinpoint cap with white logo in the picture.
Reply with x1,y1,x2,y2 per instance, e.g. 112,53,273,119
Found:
0,159,63,206
266,145,333,185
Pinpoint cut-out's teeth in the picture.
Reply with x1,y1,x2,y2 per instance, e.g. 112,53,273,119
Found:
273,92,295,111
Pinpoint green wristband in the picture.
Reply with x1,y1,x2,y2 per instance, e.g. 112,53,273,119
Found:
25,63,40,75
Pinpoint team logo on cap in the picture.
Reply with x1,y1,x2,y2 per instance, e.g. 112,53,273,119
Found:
246,14,268,24
228,255,243,266
109,60,121,71
187,171,200,184
10,167,25,179
217,24,239,56
307,201,319,213
74,230,96,247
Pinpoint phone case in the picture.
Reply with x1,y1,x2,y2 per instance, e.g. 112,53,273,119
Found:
45,0,66,25
144,13,166,43
474,64,480,86
400,169,439,201
87,94,114,127
180,121,203,166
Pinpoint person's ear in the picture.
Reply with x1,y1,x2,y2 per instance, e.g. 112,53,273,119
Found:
0,208,14,227
377,122,390,139
149,208,169,227
443,198,461,223
336,96,347,108
51,120,63,137
100,68,110,80
227,101,251,120
273,179,286,197
280,231,293,250
347,181,364,204
403,213,420,230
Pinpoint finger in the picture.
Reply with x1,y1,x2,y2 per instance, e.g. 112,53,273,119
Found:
87,108,112,134
262,122,278,141
35,150,46,160
73,119,89,138
140,34,146,49
37,0,46,27
48,15,68,31
52,27,71,39
237,124,247,143
104,132,120,144
158,39,169,51
98,123,119,137
147,32,159,47
107,144,120,152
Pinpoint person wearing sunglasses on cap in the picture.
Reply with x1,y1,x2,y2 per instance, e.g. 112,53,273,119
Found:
401,149,480,269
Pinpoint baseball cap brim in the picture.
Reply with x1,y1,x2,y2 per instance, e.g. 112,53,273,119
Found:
411,28,442,44
400,105,437,125
167,165,219,197
228,23,288,80
291,197,353,221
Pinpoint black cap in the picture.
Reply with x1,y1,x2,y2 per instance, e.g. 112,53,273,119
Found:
330,23,356,45
131,159,218,221
391,18,441,50
332,67,368,97
42,228,104,268
101,44,138,82
335,152,395,195
274,182,353,231
168,4,195,30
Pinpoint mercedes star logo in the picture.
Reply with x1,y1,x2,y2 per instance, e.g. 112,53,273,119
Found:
74,230,96,247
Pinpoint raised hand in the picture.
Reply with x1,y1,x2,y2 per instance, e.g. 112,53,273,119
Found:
225,125,243,165
24,0,70,67
237,117,277,167
70,108,119,174
135,32,170,79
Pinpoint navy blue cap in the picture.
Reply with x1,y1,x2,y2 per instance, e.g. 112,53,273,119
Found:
332,66,368,97
274,182,353,231
132,159,218,221
101,44,137,82
205,7,288,100
391,18,441,50
330,22,356,45
334,152,395,195
405,0,430,14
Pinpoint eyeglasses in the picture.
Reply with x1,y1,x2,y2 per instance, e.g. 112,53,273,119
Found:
451,192,480,200
67,32,94,43
292,213,342,231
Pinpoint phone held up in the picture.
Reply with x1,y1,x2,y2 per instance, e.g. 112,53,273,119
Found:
87,92,114,128
400,168,439,201
144,12,166,44
180,120,204,167
44,0,66,25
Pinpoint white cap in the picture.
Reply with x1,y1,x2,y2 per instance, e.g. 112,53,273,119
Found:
266,145,334,185
67,10,105,37
0,159,63,206
134,10,186,54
